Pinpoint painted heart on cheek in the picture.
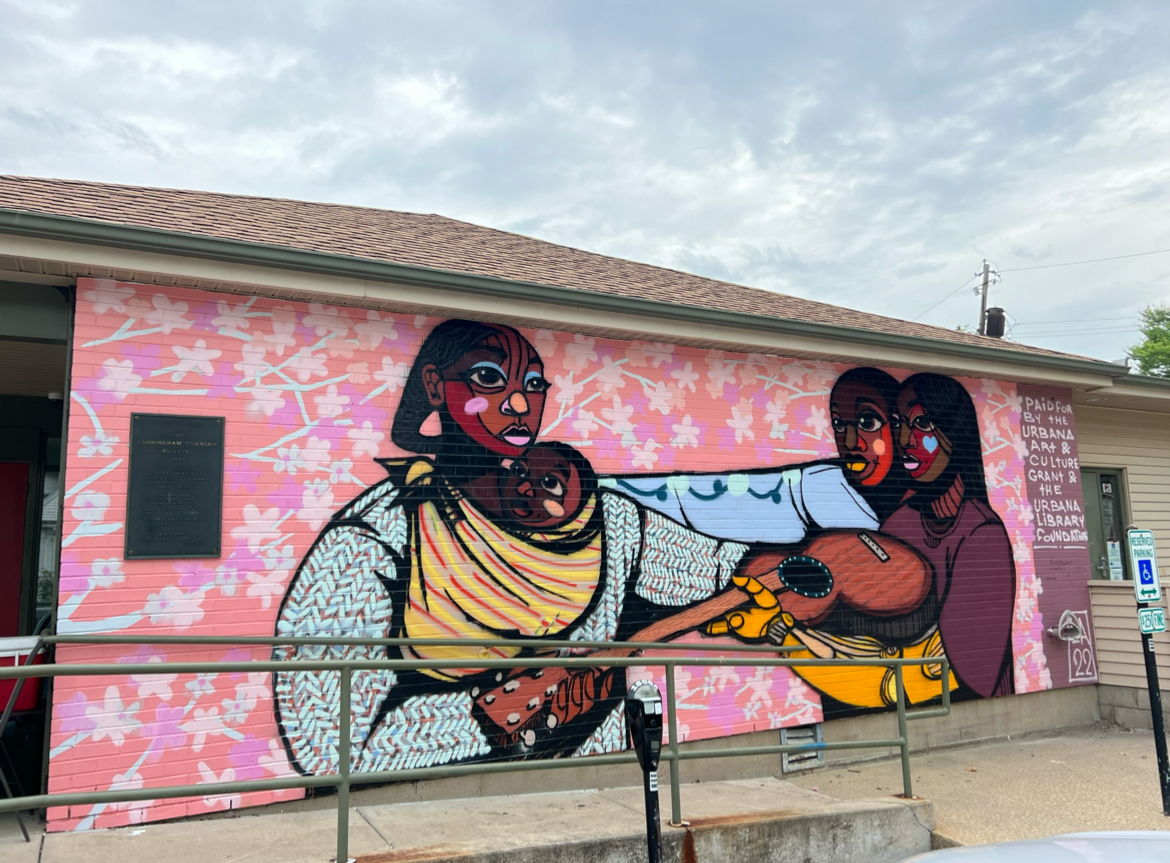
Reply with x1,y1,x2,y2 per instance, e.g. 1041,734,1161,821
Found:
922,435,939,454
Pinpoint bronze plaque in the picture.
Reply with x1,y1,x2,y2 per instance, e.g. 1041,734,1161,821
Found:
125,413,224,559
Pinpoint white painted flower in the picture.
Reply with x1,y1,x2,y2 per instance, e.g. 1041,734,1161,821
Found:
230,504,282,553
769,421,790,440
97,358,142,399
78,430,120,457
211,299,252,334
553,373,584,408
670,362,699,393
83,283,135,315
220,674,265,722
297,480,335,532
236,672,270,708
373,357,410,393
630,439,661,469
143,586,205,629
144,294,193,334
303,303,352,338
727,399,755,443
131,656,177,702
85,686,141,746
185,672,218,696
347,420,384,458
562,334,598,372
354,310,399,349
980,379,1005,398
264,544,295,573
764,396,789,424
71,491,110,524
571,408,599,438
595,356,627,393
170,339,222,381
259,739,295,777
182,709,227,752
646,382,672,415
805,405,830,439
234,344,268,381
600,397,636,447
274,443,303,474
287,348,327,382
264,309,298,356
220,696,251,726
108,769,152,823
706,355,737,395
198,761,241,811
625,341,674,368
245,387,285,418
327,458,356,484
89,558,124,588
782,363,810,387
313,383,349,418
301,436,332,470
213,562,246,597
246,569,288,608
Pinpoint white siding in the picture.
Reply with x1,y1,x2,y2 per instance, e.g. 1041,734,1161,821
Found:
1076,405,1170,689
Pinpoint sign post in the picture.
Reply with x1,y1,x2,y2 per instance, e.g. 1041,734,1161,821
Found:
1128,527,1170,816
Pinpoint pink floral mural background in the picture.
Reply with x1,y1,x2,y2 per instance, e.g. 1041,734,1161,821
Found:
49,278,1052,830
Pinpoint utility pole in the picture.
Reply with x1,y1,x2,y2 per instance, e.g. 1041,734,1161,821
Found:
977,260,990,335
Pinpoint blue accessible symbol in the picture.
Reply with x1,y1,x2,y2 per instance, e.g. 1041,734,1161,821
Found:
1140,559,1155,585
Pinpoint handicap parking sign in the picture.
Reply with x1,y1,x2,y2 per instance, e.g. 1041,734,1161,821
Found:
1129,529,1162,603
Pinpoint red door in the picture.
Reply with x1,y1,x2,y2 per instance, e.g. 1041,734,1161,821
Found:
0,461,29,638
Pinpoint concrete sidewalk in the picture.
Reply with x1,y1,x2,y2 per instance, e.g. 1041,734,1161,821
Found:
3,722,1168,862
786,722,1170,846
0,777,932,863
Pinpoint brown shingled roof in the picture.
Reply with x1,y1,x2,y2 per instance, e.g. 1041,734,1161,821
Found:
0,174,1089,362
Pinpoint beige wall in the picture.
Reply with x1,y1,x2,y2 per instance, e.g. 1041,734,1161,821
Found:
1076,404,1170,689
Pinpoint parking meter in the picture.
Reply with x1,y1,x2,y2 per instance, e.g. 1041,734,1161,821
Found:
627,681,664,863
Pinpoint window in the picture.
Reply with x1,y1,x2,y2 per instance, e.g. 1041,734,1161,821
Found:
1081,468,1130,580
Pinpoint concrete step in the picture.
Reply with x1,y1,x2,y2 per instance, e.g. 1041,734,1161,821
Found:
26,778,934,863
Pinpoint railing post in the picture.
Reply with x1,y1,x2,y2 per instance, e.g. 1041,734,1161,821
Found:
941,658,951,712
337,665,352,863
663,661,683,826
894,664,912,798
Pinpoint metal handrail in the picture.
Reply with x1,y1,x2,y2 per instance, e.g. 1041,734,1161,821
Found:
0,637,951,862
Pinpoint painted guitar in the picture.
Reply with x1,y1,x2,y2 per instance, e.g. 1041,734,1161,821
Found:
472,529,932,754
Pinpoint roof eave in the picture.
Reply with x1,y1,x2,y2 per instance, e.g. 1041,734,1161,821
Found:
0,206,1129,382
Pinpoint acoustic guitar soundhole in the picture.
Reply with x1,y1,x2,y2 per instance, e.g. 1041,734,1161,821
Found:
778,556,833,598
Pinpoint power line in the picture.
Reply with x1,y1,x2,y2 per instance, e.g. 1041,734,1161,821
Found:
1011,316,1135,326
1015,327,1140,338
1019,323,1140,333
1000,247,1170,272
912,274,980,321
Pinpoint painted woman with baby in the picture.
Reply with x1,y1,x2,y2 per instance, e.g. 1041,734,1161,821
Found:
274,320,1013,777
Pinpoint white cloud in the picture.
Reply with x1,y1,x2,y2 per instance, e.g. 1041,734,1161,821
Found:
1,0,1167,360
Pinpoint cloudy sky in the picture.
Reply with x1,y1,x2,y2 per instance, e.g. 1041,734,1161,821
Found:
3,1,1169,363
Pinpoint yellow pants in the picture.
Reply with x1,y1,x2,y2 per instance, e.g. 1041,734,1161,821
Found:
783,628,958,709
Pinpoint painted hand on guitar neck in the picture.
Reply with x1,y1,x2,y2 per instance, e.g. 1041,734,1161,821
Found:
705,530,933,643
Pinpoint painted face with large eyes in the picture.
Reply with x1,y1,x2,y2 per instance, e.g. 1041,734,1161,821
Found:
501,446,584,530
896,385,952,483
831,381,895,487
420,326,550,458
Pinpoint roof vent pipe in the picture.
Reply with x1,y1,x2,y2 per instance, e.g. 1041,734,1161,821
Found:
985,307,1006,339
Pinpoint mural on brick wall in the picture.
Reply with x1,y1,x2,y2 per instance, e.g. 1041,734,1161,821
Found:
49,279,1088,830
